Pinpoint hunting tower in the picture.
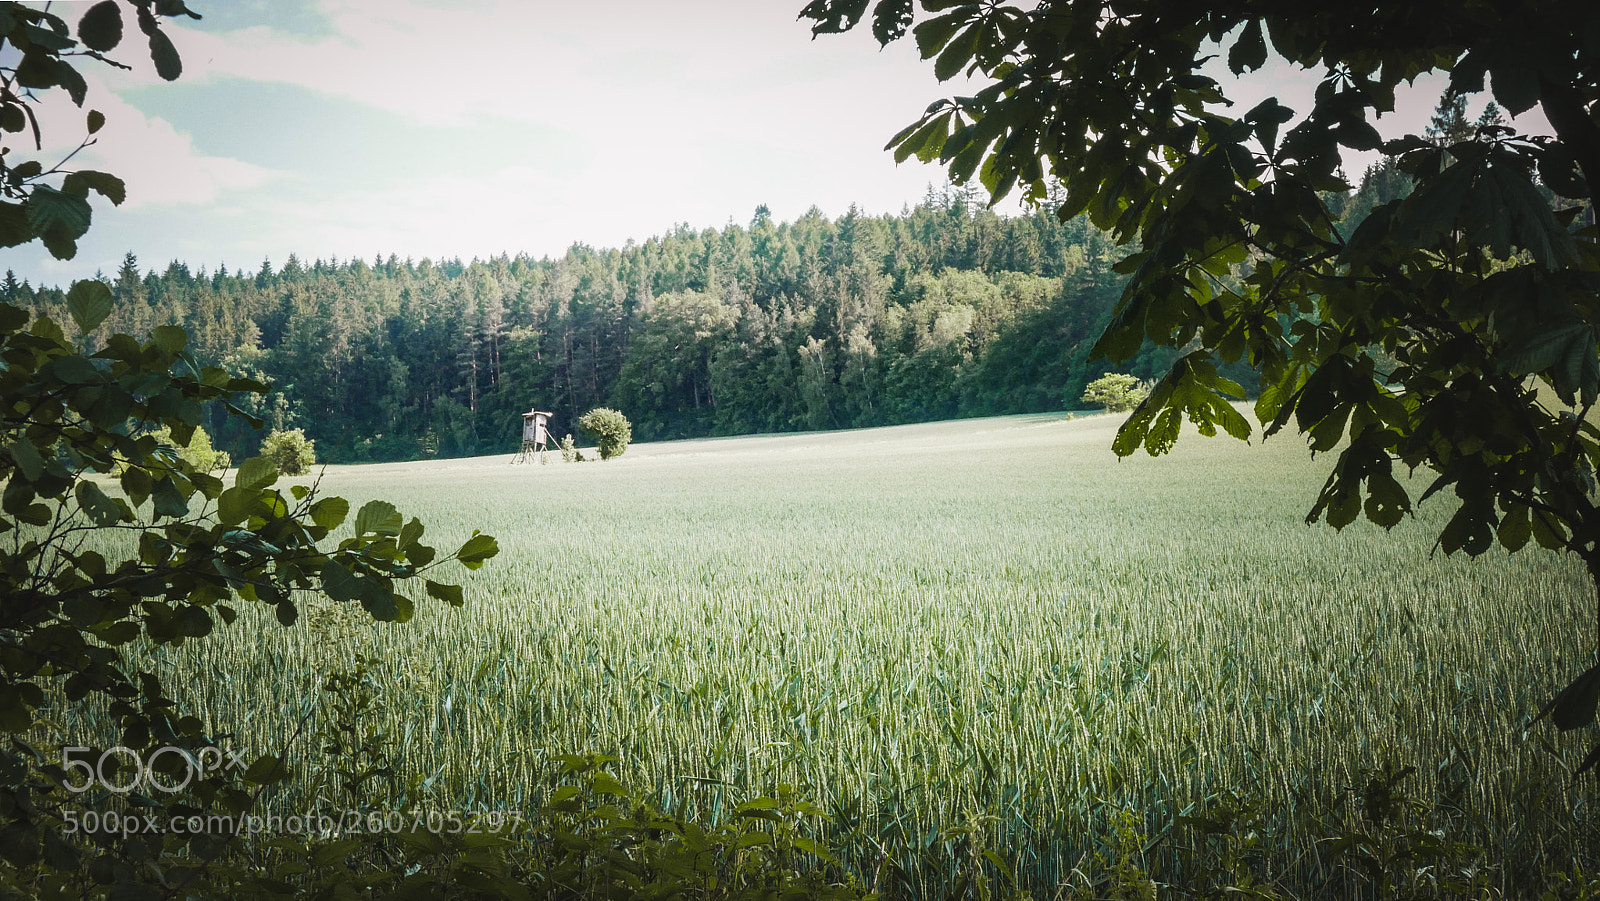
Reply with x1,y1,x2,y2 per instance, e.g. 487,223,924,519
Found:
512,409,552,463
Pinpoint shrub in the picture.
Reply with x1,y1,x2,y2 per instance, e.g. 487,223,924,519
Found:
149,424,231,472
578,408,632,460
262,427,317,476
1081,372,1149,413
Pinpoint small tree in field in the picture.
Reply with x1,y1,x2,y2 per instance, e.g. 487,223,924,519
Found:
153,423,231,472
579,408,632,460
1081,373,1148,414
262,427,316,475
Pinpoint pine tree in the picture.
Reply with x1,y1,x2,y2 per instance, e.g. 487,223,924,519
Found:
1426,89,1472,145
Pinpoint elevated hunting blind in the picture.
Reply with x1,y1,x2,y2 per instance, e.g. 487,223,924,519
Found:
512,409,552,464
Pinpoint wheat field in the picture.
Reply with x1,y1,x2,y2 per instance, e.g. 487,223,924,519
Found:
112,412,1596,893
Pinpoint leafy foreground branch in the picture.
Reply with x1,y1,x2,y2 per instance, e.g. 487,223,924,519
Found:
800,0,1600,771
0,290,500,891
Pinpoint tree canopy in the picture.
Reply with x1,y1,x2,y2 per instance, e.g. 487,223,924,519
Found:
9,196,1149,459
800,0,1600,765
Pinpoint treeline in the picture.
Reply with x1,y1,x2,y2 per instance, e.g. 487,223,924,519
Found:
7,188,1185,462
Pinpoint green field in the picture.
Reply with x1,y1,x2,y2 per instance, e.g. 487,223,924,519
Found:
116,412,1596,893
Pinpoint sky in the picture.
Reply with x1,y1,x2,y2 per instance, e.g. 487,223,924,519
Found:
5,0,1537,288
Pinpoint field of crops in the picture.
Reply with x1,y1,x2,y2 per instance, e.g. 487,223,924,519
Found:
120,412,1596,894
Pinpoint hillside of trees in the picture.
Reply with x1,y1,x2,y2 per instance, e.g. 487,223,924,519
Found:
7,159,1450,465
5,187,1177,462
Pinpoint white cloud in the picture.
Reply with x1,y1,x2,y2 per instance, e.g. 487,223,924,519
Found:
29,72,276,208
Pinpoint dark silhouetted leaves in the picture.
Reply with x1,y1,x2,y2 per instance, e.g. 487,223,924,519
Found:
76,1,122,52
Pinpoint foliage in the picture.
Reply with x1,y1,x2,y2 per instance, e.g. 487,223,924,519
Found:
1321,761,1497,898
800,0,1600,768
1066,809,1157,901
0,299,501,896
520,754,870,900
150,422,230,473
1081,372,1148,413
260,427,315,476
579,407,632,460
0,0,195,260
559,432,579,463
0,4,500,897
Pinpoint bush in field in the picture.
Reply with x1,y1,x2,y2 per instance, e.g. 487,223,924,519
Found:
579,408,632,460
1081,373,1148,413
262,427,317,475
152,424,231,472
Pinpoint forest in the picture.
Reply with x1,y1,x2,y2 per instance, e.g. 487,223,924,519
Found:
4,171,1418,463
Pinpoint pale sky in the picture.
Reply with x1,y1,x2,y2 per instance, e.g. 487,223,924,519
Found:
6,1,1537,287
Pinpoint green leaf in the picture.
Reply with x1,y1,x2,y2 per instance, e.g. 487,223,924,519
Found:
86,109,105,134
1497,504,1532,552
146,26,182,80
354,499,402,536
1489,165,1579,268
94,621,137,645
914,7,970,60
0,201,29,247
48,354,98,383
244,754,289,785
216,486,254,525
1146,407,1181,456
387,593,414,623
794,836,838,863
1228,19,1266,75
65,279,112,333
1391,162,1472,250
1539,665,1600,731
121,464,152,508
7,440,45,481
154,0,202,19
1363,471,1410,529
1575,744,1600,777
359,586,398,621
150,324,187,353
175,604,212,637
399,516,425,550
590,772,627,795
891,112,952,164
1489,58,1540,115
425,580,464,606
455,532,499,570
61,170,126,206
871,0,913,44
24,186,91,260
52,59,87,106
77,1,122,52
311,496,349,531
234,456,277,491
1501,319,1600,405
75,480,126,526
151,477,188,518
799,0,868,36
320,561,361,603
934,20,982,81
